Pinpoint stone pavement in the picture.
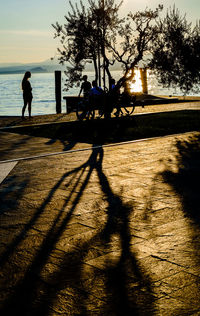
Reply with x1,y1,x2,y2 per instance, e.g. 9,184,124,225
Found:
0,110,200,315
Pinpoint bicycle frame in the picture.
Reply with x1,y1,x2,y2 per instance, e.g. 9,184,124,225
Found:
76,92,136,121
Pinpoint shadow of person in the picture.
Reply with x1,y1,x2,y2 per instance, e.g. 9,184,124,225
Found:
0,145,155,315
94,146,155,315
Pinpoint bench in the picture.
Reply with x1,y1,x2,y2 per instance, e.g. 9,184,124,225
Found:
63,96,83,113
63,95,136,115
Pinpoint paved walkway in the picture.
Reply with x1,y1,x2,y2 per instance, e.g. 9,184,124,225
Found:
0,103,200,315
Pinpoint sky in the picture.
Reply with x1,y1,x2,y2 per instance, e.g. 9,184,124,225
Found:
0,0,200,64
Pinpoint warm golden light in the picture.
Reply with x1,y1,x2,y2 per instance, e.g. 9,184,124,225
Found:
129,69,143,93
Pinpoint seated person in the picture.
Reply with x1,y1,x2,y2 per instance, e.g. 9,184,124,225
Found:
109,78,120,116
89,80,103,103
90,80,103,96
110,78,117,90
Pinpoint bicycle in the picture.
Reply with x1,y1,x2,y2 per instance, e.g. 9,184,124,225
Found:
113,93,136,117
76,92,136,121
76,98,95,121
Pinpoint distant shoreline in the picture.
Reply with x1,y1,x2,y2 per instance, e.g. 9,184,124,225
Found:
0,71,48,75
0,67,48,75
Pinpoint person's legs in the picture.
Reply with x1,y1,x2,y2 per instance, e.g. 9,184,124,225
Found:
28,100,32,118
22,100,27,118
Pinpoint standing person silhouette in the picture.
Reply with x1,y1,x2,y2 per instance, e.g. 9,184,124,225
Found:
22,71,33,119
78,75,91,99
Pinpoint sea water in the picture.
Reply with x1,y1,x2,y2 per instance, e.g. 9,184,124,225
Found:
0,73,63,116
0,71,196,116
0,72,97,116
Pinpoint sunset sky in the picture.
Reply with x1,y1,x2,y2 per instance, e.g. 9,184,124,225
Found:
0,0,199,64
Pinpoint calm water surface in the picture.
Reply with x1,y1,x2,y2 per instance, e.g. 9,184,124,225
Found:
0,71,195,116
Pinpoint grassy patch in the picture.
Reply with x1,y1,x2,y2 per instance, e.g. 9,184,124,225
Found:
5,110,200,144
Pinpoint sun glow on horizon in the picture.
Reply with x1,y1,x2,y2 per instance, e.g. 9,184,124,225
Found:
129,69,143,93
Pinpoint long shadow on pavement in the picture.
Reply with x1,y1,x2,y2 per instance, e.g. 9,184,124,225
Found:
0,146,155,315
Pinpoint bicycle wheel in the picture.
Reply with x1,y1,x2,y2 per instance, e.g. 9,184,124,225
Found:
85,108,95,120
118,105,133,116
76,101,87,121
121,95,136,116
124,103,135,115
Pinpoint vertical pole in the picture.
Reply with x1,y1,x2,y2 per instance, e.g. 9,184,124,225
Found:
143,68,148,94
140,68,148,94
102,0,106,91
97,22,101,87
55,70,62,114
97,6,102,88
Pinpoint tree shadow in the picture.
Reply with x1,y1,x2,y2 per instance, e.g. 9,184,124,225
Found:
0,145,155,315
0,175,29,216
0,134,33,161
45,138,77,152
161,133,200,224
0,131,78,161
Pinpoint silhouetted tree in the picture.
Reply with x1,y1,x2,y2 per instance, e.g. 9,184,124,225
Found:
110,5,163,88
53,2,200,94
52,0,162,91
52,0,123,90
150,6,200,94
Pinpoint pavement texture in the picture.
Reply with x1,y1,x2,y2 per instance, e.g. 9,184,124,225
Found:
0,100,200,315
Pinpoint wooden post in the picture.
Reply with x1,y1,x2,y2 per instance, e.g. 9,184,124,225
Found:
140,68,148,94
55,71,61,114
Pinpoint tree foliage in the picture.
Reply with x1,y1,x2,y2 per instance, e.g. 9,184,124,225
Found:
110,5,162,87
53,1,200,94
150,6,200,94
52,0,162,91
52,0,123,90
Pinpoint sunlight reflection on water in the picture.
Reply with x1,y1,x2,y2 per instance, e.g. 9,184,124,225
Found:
0,71,199,116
